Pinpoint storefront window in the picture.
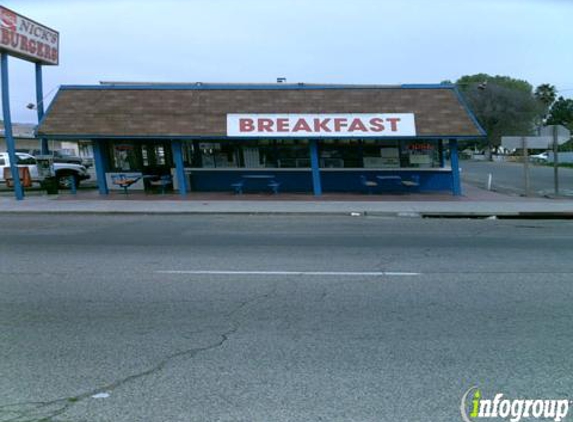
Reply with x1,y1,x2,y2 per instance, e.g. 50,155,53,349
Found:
274,140,309,168
403,141,440,168
155,145,166,166
107,141,173,172
319,139,361,168
196,142,240,168
184,139,442,169
111,143,138,171
362,140,400,168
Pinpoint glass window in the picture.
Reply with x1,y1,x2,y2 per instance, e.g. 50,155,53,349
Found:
404,141,439,168
111,144,138,171
154,145,166,166
141,145,150,167
275,140,309,168
256,140,279,168
197,142,240,168
16,155,37,165
189,140,311,169
319,139,361,168
363,140,400,168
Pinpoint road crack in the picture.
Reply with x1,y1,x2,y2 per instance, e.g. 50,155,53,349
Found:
0,288,277,422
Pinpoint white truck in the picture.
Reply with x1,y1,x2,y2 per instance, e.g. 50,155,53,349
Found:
0,152,90,189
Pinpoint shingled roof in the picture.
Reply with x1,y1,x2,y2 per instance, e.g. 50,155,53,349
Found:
37,83,485,139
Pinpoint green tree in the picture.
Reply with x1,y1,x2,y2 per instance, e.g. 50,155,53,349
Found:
456,74,543,158
547,96,573,128
546,96,573,151
534,83,557,109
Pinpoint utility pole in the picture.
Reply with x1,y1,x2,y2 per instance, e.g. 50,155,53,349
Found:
522,136,530,196
553,124,559,195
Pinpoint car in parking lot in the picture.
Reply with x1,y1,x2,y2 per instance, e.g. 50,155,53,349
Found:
530,151,549,163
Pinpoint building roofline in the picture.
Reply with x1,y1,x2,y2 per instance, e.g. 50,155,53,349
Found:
36,134,486,140
58,82,456,91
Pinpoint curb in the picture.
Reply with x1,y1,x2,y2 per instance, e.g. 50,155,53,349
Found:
1,209,573,218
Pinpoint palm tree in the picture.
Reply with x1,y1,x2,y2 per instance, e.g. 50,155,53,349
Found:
534,84,557,108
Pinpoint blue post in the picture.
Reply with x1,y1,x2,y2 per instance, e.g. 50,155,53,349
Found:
171,140,187,196
449,139,462,196
438,139,445,168
309,139,322,196
1,53,24,200
69,175,77,194
92,140,109,195
35,63,49,155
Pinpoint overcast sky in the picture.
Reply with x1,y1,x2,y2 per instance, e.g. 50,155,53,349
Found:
3,0,573,123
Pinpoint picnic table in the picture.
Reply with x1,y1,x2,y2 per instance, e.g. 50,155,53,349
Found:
111,174,141,194
232,174,281,194
376,174,420,191
359,174,421,194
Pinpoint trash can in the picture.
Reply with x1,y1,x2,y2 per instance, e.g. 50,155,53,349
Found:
41,176,59,195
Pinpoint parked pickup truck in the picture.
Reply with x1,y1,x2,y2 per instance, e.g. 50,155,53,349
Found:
28,149,93,168
0,152,90,188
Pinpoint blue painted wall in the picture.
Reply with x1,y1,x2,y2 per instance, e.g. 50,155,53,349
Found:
188,170,453,193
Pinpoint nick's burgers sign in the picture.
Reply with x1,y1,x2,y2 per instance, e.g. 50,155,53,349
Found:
0,6,59,65
227,114,416,137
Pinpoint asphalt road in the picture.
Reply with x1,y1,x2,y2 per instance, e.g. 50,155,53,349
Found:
461,159,573,197
1,215,573,422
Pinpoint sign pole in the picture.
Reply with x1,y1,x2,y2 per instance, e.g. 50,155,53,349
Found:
553,125,559,195
0,52,24,200
35,62,49,154
522,136,530,196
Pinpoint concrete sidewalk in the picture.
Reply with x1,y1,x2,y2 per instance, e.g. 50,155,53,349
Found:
1,192,572,218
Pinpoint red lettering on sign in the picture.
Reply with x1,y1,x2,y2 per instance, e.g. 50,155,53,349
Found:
1,27,10,45
293,118,312,132
0,8,17,31
314,118,332,132
36,40,44,57
51,47,57,62
28,39,36,54
258,118,274,132
369,118,385,132
19,34,29,52
276,118,289,132
9,32,19,48
348,118,368,132
239,118,255,132
408,143,432,150
386,117,401,132
334,118,348,132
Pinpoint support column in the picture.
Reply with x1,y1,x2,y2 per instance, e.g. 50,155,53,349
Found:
171,140,187,196
449,139,462,196
309,139,322,196
92,140,109,195
35,63,49,154
1,53,24,200
438,139,445,168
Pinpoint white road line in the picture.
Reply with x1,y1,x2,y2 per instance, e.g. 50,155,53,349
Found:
156,270,420,276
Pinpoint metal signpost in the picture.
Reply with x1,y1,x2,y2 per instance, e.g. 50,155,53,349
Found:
539,125,571,196
522,137,530,196
0,6,59,200
502,125,570,196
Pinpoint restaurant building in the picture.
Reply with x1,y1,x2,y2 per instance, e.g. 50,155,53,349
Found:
36,83,486,196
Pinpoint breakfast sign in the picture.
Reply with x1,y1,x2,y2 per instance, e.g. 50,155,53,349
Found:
227,114,416,137
0,6,59,65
